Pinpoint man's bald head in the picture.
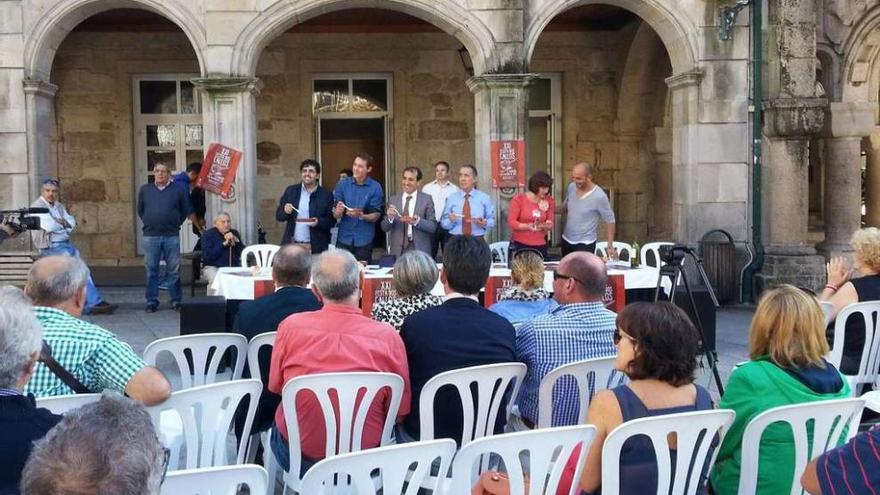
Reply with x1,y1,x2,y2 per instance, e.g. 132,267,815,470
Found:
573,162,594,177
26,256,89,306
311,249,360,302
561,252,607,300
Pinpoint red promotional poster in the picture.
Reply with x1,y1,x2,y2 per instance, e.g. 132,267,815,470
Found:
484,275,514,308
196,143,242,199
603,273,626,313
253,279,275,299
491,140,526,189
360,275,398,316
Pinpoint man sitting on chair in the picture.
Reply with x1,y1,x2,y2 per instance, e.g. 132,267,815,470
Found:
380,166,436,257
200,212,245,285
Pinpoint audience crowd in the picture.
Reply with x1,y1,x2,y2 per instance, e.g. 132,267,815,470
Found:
5,227,880,495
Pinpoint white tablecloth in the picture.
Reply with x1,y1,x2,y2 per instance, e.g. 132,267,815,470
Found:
209,266,273,300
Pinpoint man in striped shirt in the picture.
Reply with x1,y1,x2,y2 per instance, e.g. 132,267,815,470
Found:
23,256,171,405
802,425,880,494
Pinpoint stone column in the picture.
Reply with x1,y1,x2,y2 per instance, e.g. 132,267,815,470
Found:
818,101,875,256
664,71,701,244
23,79,58,200
191,77,262,245
759,98,827,290
467,73,537,243
649,126,673,240
865,131,880,227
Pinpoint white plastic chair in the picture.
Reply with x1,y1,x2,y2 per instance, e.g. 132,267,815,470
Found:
147,379,262,471
863,390,880,412
537,356,625,428
595,242,634,261
241,244,280,268
602,409,736,495
736,398,865,495
272,372,405,494
490,241,510,265
447,425,597,495
819,300,835,327
300,439,456,494
827,301,880,395
161,464,268,495
144,333,248,389
243,332,276,463
640,242,674,268
35,393,101,415
418,362,527,444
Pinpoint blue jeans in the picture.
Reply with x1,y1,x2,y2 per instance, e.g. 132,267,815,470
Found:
270,428,315,476
143,235,181,306
40,242,103,310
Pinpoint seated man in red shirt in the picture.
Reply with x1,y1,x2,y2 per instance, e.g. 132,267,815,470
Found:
267,248,411,475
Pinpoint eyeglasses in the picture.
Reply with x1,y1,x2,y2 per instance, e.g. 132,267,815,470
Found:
553,270,585,286
160,446,171,484
613,328,636,346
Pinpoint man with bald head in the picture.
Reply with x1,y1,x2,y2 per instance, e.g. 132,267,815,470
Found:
558,163,617,258
24,256,171,406
267,249,410,473
511,251,617,429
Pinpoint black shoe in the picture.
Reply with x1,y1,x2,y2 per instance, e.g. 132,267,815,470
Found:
145,304,158,313
88,302,118,315
171,302,181,312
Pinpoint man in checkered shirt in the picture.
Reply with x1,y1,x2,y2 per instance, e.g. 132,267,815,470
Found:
23,256,171,405
513,252,617,428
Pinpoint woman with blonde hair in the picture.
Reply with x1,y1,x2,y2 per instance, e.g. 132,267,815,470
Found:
489,250,558,326
820,227,880,373
711,285,850,495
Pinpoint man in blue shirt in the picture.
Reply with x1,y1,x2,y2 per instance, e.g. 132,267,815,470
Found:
440,164,495,239
332,152,384,263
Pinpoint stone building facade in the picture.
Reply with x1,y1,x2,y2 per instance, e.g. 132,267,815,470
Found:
0,0,876,296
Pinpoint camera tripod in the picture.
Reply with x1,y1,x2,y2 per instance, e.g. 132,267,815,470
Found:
653,250,725,396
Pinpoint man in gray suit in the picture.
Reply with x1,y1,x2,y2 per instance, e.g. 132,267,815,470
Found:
381,166,436,256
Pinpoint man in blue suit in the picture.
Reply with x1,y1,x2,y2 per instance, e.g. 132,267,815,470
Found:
233,245,321,438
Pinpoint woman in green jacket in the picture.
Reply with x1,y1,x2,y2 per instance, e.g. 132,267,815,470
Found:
710,285,851,494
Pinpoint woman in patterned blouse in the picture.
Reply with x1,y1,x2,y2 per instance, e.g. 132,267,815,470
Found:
489,249,558,326
371,250,444,331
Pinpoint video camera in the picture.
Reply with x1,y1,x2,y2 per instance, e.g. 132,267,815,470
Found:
658,243,695,266
0,207,47,233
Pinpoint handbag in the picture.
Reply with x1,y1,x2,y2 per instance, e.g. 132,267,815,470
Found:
38,340,90,394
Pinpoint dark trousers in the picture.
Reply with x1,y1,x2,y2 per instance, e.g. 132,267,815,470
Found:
337,242,373,264
561,239,596,257
431,228,451,260
508,240,548,265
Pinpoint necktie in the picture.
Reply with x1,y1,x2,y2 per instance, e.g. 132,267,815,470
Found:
462,193,472,236
402,194,412,251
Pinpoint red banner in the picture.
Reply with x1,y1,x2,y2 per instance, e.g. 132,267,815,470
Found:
491,140,525,189
360,276,398,316
484,275,515,308
253,279,275,299
196,143,242,199
603,274,626,313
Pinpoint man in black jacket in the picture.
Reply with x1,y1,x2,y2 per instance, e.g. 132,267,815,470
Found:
232,244,321,439
0,287,60,495
276,159,334,253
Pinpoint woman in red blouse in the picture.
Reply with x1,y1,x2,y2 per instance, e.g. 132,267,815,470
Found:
507,171,554,262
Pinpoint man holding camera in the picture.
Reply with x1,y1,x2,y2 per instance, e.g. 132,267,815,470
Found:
31,178,117,315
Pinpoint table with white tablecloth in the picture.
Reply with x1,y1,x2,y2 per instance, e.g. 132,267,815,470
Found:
209,267,273,300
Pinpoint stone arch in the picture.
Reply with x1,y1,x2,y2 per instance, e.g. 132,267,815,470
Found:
616,21,668,135
816,45,840,101
231,0,497,78
840,4,880,103
24,0,206,81
524,0,697,75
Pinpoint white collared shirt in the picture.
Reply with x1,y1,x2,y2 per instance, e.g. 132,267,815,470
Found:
422,180,459,219
402,192,416,239
444,292,479,302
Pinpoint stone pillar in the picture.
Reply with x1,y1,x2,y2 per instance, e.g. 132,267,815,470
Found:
191,77,262,245
467,74,537,243
23,79,58,200
664,71,701,244
867,131,880,227
818,101,875,256
649,126,673,240
759,98,827,291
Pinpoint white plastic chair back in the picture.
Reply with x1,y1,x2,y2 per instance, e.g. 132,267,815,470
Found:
300,439,456,494
490,241,510,265
147,379,262,470
736,398,864,495
280,372,405,492
595,242,634,262
640,242,674,268
601,409,735,495
240,244,280,268
537,356,625,428
827,301,880,394
419,362,527,444
35,393,101,415
144,333,247,389
246,332,276,383
447,425,597,495
818,300,835,327
160,464,268,495
863,390,880,412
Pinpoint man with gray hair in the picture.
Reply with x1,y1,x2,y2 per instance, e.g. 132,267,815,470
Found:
0,286,61,495
21,392,166,495
24,256,171,406
267,248,411,473
512,251,617,429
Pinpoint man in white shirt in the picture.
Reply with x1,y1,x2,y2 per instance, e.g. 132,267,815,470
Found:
421,161,459,258
30,178,117,314
381,166,436,256
558,163,617,258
